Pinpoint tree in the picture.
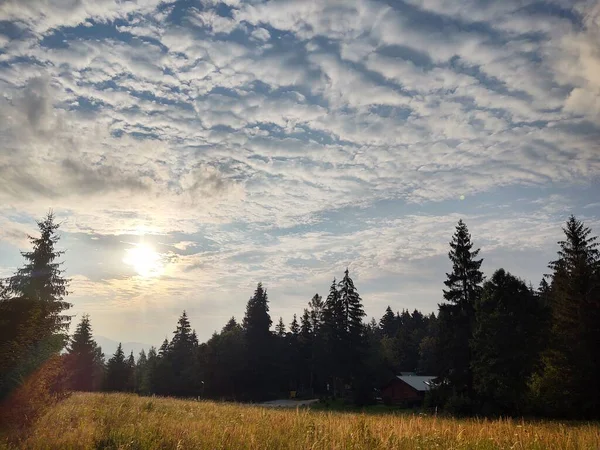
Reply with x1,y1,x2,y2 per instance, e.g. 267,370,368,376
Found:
126,351,136,391
152,338,172,395
418,313,439,375
104,344,129,392
164,311,199,397
322,279,344,395
308,293,324,332
66,315,104,391
338,269,366,344
135,350,148,394
471,269,543,415
338,269,370,405
139,347,157,395
243,283,273,400
275,317,286,337
222,316,239,333
0,212,72,399
203,323,246,400
535,216,600,418
289,314,300,337
437,219,484,411
379,306,396,338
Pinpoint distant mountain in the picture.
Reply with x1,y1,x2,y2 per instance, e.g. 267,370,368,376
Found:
95,336,151,360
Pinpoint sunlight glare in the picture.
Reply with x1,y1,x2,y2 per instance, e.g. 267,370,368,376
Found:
123,244,164,278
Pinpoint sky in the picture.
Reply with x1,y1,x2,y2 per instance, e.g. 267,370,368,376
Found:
1,0,599,348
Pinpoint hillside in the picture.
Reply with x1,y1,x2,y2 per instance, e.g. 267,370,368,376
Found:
3,393,600,449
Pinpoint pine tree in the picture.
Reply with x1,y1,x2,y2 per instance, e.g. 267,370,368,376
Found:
222,316,240,333
243,283,273,400
0,212,72,399
536,216,600,418
9,212,71,338
338,269,370,404
289,314,300,336
126,351,136,391
322,279,344,395
437,219,483,411
308,293,324,332
300,309,312,338
418,313,439,375
275,317,286,337
299,309,314,394
338,269,366,340
66,315,104,391
471,269,543,415
104,343,129,392
379,306,396,338
135,349,147,394
153,338,172,395
168,311,199,396
139,346,157,394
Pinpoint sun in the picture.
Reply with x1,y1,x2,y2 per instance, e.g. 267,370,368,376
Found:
123,243,164,278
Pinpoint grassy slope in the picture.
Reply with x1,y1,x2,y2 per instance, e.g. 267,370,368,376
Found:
3,393,600,449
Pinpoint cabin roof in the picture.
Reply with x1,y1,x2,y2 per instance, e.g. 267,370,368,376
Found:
394,375,436,392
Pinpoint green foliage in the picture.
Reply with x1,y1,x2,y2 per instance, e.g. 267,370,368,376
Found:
437,219,483,401
242,283,274,400
66,315,104,392
104,344,132,392
534,216,600,418
379,306,396,338
471,269,544,416
0,212,71,400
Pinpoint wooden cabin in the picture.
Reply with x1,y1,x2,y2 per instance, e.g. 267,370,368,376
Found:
381,375,436,406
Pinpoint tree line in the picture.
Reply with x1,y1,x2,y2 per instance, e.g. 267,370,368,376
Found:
1,213,599,419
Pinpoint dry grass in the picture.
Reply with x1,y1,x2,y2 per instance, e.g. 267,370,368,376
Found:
3,393,599,449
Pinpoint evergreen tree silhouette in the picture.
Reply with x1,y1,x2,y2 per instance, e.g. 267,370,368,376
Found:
0,212,71,399
243,283,273,400
437,219,483,412
536,216,600,418
66,315,104,391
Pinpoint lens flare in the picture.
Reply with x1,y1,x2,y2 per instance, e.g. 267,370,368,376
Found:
123,244,164,277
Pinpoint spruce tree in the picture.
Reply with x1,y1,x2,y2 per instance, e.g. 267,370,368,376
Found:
437,219,483,410
308,293,324,332
322,279,344,395
275,317,286,337
471,269,543,415
104,343,129,392
338,269,366,340
243,283,273,400
135,350,147,394
9,212,71,338
222,317,241,333
153,338,172,395
0,212,72,398
126,351,136,391
338,269,369,404
379,306,396,338
168,311,198,396
140,346,157,394
299,309,314,394
300,309,312,337
66,315,104,391
536,216,600,418
289,314,300,336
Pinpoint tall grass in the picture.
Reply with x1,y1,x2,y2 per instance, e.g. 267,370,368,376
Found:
3,392,599,449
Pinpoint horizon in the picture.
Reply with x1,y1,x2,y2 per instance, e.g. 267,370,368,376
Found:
1,0,599,345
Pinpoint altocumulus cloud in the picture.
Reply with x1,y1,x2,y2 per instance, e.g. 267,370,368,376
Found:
0,0,599,343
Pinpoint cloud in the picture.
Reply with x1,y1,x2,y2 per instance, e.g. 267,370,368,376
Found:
1,0,599,343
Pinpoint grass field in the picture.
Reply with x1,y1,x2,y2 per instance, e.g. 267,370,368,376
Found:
3,393,600,449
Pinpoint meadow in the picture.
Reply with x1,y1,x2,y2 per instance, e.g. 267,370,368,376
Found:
2,393,599,449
